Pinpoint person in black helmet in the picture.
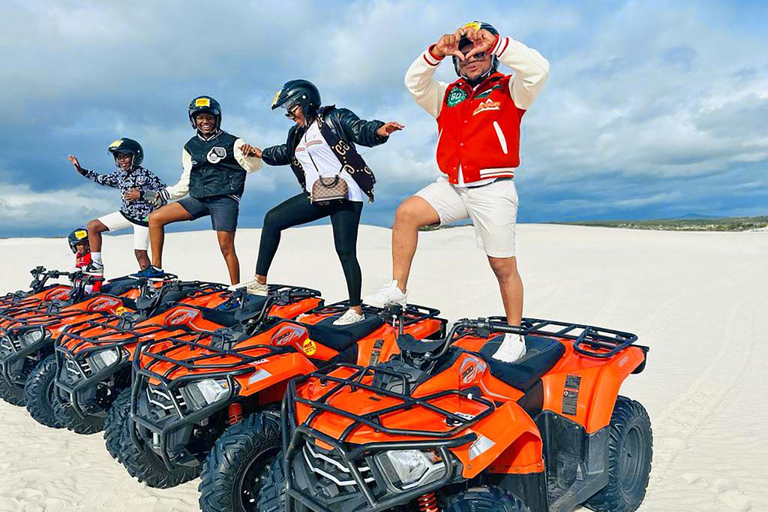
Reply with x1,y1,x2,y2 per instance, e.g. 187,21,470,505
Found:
68,138,167,275
366,21,549,362
138,96,262,284
231,79,403,325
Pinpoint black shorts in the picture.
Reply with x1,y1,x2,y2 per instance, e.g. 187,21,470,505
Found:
178,195,240,232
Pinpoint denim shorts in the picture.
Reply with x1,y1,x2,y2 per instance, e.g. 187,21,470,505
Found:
178,195,240,232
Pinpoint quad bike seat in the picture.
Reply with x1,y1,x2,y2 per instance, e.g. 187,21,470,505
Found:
100,276,137,296
307,314,385,352
479,335,565,390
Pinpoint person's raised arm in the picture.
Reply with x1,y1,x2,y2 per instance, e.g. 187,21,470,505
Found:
469,27,549,110
333,108,403,148
404,32,462,119
69,155,121,188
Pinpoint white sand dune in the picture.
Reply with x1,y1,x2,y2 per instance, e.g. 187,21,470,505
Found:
1,224,767,511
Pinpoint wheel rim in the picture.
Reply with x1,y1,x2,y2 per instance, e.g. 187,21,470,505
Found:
237,449,280,512
619,424,646,495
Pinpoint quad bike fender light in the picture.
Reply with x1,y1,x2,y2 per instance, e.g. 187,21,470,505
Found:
87,347,123,372
469,434,495,460
21,327,47,347
376,449,446,491
182,378,230,411
248,369,272,385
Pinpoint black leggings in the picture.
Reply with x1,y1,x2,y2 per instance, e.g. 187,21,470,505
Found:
255,193,364,306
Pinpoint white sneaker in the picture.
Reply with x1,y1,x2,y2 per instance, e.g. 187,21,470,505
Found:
228,279,269,296
333,309,365,326
363,280,407,308
492,333,527,363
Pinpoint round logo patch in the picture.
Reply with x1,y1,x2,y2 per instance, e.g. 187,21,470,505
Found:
115,306,128,316
302,339,317,356
207,147,227,164
446,88,468,107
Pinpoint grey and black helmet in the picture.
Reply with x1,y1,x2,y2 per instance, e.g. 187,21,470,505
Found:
271,79,321,117
452,21,500,81
188,96,222,130
107,137,144,168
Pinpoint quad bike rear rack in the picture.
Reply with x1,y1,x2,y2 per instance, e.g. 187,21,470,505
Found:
501,317,642,359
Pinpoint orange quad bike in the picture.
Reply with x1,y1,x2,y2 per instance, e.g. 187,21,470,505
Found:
52,284,322,460
0,272,152,407
0,267,75,311
24,277,249,431
118,302,445,505
266,316,652,512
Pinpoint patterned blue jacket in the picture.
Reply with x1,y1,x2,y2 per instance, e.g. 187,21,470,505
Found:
81,166,166,226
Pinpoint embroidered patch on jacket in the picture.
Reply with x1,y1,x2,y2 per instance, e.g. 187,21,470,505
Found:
446,87,468,107
207,147,227,164
472,98,501,116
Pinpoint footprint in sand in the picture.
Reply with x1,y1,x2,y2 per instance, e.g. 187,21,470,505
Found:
681,474,753,511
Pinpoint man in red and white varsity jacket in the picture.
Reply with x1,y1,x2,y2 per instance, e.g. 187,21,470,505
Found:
366,21,549,362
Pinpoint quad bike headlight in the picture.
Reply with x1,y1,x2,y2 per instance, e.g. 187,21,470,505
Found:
20,327,48,347
375,449,446,491
181,378,230,411
87,347,123,372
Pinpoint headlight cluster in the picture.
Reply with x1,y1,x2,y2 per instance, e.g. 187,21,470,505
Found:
375,449,446,491
20,328,48,347
87,348,123,372
181,378,231,411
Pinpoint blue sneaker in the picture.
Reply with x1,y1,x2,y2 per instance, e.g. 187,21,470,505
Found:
131,265,165,279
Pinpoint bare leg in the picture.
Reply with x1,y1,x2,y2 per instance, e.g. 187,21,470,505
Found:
86,219,109,253
391,196,440,292
148,203,192,268
488,256,524,326
216,231,240,285
134,250,151,269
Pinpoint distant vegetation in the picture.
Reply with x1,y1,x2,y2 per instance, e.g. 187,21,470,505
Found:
556,216,768,232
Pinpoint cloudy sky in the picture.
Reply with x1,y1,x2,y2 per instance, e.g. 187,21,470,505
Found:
1,0,766,237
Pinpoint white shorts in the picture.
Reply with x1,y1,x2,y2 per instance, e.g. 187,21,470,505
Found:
415,177,519,258
97,212,150,251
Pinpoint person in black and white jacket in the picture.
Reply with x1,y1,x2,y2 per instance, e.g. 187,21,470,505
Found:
69,138,166,275
136,96,262,285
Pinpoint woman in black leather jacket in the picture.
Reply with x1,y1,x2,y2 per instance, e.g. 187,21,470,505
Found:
235,79,403,325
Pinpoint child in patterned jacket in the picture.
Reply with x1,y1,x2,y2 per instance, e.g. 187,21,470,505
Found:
69,138,166,276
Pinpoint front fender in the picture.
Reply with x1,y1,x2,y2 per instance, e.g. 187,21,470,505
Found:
452,400,543,478
233,352,318,398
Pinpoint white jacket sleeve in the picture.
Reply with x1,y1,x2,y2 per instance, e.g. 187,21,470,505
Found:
233,139,263,173
404,49,449,119
163,149,192,200
493,36,550,110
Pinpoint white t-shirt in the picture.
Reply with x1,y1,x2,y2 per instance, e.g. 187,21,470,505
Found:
295,121,365,202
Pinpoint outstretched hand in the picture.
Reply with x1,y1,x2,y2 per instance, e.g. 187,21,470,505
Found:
376,122,405,138
240,144,262,159
68,155,85,174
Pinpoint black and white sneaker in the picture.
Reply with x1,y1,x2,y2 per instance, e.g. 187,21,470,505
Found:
84,262,104,277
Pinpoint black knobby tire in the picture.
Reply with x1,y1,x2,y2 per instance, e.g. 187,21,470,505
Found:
23,355,63,428
54,388,108,435
103,387,132,460
199,412,283,512
445,486,532,512
256,455,308,512
119,412,200,488
0,362,30,406
585,396,653,512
